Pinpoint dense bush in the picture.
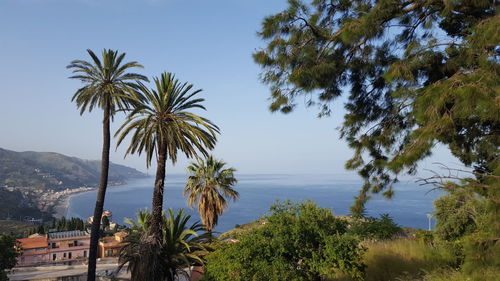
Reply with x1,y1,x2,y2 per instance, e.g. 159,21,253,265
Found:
203,201,365,281
434,187,481,241
348,214,402,240
0,234,19,281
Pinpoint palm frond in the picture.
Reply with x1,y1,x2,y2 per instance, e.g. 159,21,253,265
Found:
184,155,238,232
67,49,147,116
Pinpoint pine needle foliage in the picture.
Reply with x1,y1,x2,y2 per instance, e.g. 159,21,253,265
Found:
254,0,499,270
254,0,499,220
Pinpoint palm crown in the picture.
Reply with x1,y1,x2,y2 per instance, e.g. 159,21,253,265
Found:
184,155,239,232
120,209,208,281
115,72,219,166
67,49,147,116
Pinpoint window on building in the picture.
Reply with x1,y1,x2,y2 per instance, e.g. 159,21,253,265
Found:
84,250,87,258
52,254,56,261
51,242,56,248
74,240,78,246
68,252,72,259
63,253,66,258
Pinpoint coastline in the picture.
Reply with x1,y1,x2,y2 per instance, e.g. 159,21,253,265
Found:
51,180,141,219
52,189,94,219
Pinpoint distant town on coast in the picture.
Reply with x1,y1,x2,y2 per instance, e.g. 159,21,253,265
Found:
1,0,498,281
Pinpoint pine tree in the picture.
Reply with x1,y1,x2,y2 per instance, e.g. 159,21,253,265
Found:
254,0,499,270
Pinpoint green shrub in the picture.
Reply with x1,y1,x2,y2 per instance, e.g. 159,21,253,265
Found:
434,187,481,241
348,214,402,240
0,234,19,281
203,200,365,281
415,230,435,246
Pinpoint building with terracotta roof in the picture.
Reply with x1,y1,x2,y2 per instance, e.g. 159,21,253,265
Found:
98,232,128,258
16,230,91,266
16,234,49,266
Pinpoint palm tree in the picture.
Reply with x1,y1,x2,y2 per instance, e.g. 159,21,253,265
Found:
67,49,147,281
124,209,151,232
119,209,209,281
184,155,239,239
115,72,219,244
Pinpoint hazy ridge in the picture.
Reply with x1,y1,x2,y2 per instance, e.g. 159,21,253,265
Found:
0,147,146,220
0,147,145,190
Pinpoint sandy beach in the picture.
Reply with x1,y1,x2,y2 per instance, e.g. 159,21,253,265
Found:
52,194,72,219
52,188,95,219
51,182,127,219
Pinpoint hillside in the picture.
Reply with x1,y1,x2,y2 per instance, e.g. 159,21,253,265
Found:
0,147,145,190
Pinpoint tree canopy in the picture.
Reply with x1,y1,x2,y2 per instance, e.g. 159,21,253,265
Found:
203,201,365,281
254,0,499,214
254,0,499,271
0,234,18,281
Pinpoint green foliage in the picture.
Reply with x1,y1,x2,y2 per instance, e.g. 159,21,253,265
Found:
433,186,483,241
115,71,219,257
119,209,209,281
115,72,219,167
0,188,48,222
334,239,460,281
67,49,147,117
254,0,499,217
0,221,34,237
203,201,365,281
101,215,110,231
0,234,19,281
461,230,500,274
414,230,435,246
184,155,238,233
255,0,499,271
26,217,87,237
348,214,402,240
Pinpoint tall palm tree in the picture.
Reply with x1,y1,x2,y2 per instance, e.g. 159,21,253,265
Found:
67,49,147,281
115,72,219,243
119,209,208,281
184,155,239,239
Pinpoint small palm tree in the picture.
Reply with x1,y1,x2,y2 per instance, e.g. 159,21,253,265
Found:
119,209,208,281
124,209,151,232
184,155,239,239
116,72,219,244
67,49,147,281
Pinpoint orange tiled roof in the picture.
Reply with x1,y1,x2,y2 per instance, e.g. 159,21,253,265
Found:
17,236,48,250
99,236,127,249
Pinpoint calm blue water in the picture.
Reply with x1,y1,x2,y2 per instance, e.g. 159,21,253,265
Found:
66,174,442,233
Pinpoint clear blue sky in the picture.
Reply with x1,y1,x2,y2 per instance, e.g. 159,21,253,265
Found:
0,0,460,177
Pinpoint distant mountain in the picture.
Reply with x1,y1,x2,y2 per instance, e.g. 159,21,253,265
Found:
0,148,146,190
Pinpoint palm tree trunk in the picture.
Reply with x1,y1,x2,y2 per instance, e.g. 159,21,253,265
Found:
151,141,167,239
87,102,111,281
145,141,167,281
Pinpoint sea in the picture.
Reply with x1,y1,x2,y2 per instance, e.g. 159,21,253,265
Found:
66,174,443,233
